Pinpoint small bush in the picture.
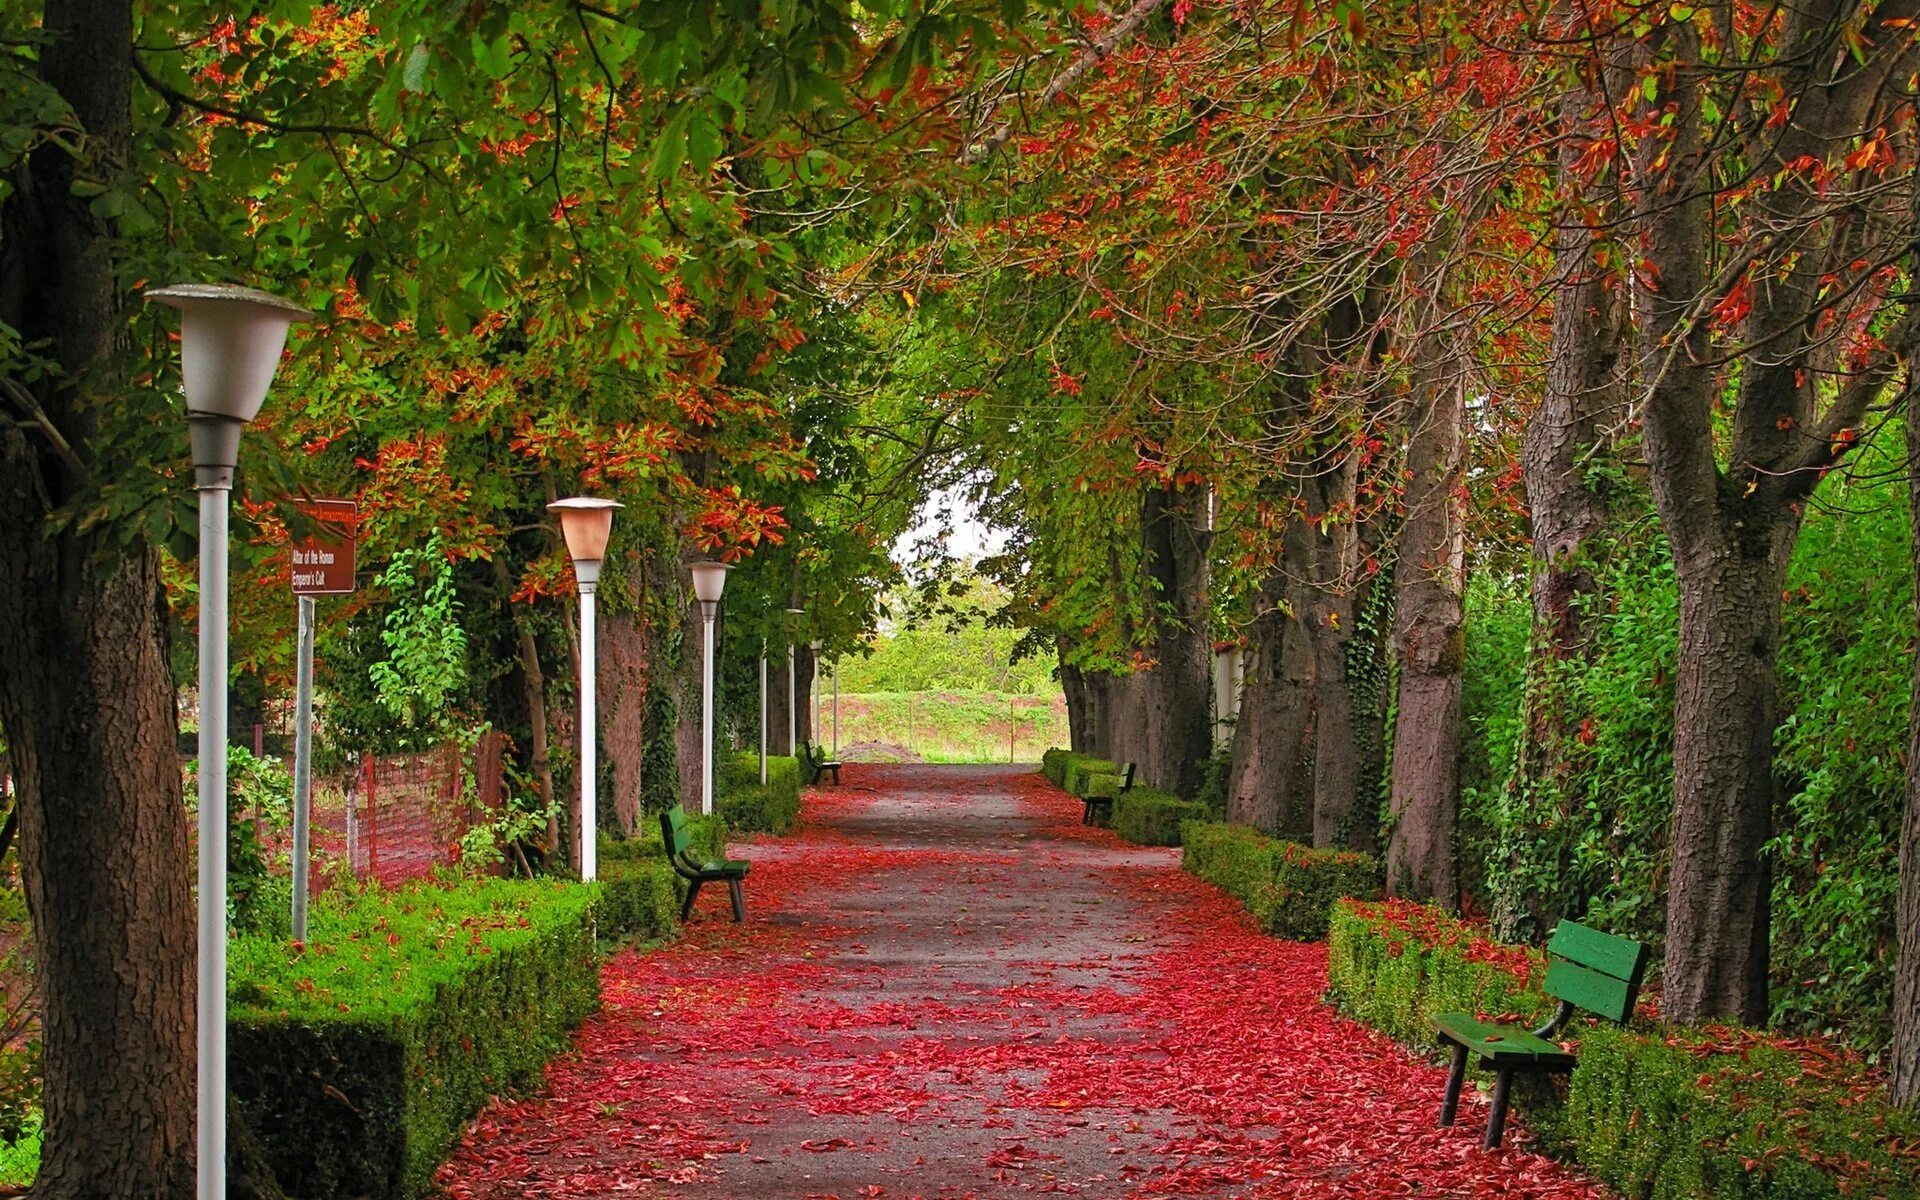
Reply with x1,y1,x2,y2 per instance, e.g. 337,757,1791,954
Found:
597,857,681,941
0,1047,36,1143
1325,899,1549,1047
1041,747,1070,787
228,879,599,1200
1112,788,1210,846
1181,822,1380,939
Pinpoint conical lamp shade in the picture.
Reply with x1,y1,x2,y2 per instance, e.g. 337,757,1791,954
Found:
146,283,311,423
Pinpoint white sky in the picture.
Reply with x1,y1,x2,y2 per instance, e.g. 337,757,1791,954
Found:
892,485,1007,566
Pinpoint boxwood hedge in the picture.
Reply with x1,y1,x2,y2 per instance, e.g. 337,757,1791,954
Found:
718,752,802,834
228,880,599,1200
1111,788,1210,846
1039,748,1119,795
1181,821,1380,940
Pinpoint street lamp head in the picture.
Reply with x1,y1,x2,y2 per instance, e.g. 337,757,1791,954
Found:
547,496,621,589
147,283,312,488
689,561,730,618
810,639,823,652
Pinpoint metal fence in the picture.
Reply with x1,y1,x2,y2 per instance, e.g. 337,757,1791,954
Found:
313,733,505,888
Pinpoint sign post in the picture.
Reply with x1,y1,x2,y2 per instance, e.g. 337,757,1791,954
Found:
290,499,356,941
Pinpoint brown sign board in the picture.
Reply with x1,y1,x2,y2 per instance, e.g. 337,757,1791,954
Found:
291,499,357,595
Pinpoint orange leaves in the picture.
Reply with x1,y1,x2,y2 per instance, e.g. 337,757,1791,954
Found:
1711,272,1754,330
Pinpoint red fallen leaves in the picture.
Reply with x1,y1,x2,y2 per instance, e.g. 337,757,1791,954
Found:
438,765,1608,1198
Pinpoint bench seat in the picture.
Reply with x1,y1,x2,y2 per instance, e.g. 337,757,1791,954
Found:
661,808,749,923
1430,1014,1573,1069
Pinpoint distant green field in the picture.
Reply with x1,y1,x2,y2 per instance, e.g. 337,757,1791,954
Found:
817,691,1067,764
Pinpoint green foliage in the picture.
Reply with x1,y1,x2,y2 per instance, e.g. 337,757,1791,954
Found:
1325,899,1552,1048
1111,789,1210,846
717,753,803,835
1181,823,1380,940
1040,750,1117,795
1567,1025,1920,1200
0,1109,39,1190
366,541,470,746
227,879,598,1200
1189,748,1234,821
838,575,1059,695
186,744,294,936
1457,571,1529,909
0,1048,37,1145
824,692,1065,763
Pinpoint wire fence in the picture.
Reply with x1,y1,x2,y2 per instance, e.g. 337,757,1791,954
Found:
309,732,506,889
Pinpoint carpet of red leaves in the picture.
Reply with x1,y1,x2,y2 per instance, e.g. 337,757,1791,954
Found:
435,765,1605,1199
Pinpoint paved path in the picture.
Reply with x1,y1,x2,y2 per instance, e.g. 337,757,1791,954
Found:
440,764,1603,1199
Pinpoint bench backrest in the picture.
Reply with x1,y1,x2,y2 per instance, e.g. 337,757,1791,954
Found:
1543,921,1650,1024
1119,762,1137,792
660,806,693,861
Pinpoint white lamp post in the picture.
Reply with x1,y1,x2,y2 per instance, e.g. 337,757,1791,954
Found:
810,639,824,745
549,496,621,881
690,563,730,815
147,282,311,1200
784,607,804,755
758,642,768,786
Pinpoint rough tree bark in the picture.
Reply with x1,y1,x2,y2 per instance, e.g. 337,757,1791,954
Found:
1626,6,1917,1022
1895,342,1920,1107
1385,337,1467,905
0,1,198,1194
492,557,558,843
1134,484,1214,798
1058,645,1095,753
1226,528,1315,835
1496,57,1626,938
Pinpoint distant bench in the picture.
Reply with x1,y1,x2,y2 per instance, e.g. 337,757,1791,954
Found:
1081,762,1135,826
661,807,750,923
799,739,842,786
1432,920,1649,1148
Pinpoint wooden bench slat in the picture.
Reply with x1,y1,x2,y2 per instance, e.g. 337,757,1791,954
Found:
1545,959,1637,1023
1546,921,1649,981
1431,1013,1574,1067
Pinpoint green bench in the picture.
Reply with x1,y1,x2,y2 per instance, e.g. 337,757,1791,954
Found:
1433,920,1649,1148
1081,762,1135,825
660,807,750,923
799,739,842,786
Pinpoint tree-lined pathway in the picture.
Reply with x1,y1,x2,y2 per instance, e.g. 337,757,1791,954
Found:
439,766,1601,1198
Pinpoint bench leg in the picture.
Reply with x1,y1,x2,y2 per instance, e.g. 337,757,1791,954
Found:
829,767,840,785
729,879,746,923
1439,1042,1468,1127
680,879,702,922
1483,1068,1514,1149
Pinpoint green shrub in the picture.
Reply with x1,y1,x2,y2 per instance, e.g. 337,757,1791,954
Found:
1567,1025,1920,1200
1325,899,1549,1047
1181,822,1380,939
597,857,681,941
1112,788,1210,846
228,879,599,1200
717,752,802,834
1041,747,1070,786
1328,899,1920,1200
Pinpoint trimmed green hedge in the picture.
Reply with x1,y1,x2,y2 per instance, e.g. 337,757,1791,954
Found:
597,808,730,940
1112,788,1210,846
1328,899,1920,1200
1040,748,1119,795
228,880,599,1200
1181,822,1380,939
718,752,802,834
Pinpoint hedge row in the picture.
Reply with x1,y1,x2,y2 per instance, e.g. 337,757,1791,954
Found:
228,880,599,1200
1180,821,1380,940
1040,748,1117,795
718,752,803,834
1327,899,1920,1200
598,807,731,940
1111,788,1210,846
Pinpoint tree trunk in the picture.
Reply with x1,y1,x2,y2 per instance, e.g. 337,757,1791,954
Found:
1303,450,1366,850
600,602,647,837
1131,484,1213,797
1385,340,1466,905
493,557,558,847
0,1,199,1194
1496,64,1625,938
1058,647,1094,753
1227,565,1314,835
1661,535,1788,1023
1894,369,1920,1107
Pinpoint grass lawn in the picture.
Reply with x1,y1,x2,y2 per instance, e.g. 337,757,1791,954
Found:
822,691,1066,763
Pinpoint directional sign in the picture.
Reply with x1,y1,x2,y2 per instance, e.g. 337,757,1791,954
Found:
291,499,357,595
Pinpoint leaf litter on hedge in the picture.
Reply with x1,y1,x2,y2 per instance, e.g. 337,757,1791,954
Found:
438,765,1607,1198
